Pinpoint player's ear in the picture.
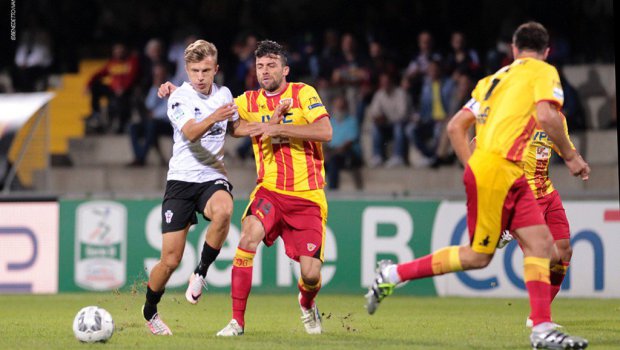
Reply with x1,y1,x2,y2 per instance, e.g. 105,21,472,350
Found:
542,48,550,60
283,65,290,77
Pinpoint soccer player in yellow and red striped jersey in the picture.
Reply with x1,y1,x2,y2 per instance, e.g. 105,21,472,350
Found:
510,113,576,327
217,40,332,337
365,22,590,349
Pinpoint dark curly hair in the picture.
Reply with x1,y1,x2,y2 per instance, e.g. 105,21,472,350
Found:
255,39,288,65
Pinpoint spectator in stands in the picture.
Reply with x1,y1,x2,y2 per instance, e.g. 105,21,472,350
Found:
558,66,586,132
410,59,455,166
232,33,259,162
319,29,341,81
139,39,172,93
431,69,473,168
136,38,174,126
331,33,371,121
484,38,513,75
444,31,480,78
367,72,412,168
168,33,198,85
85,42,139,134
11,14,53,92
403,31,442,108
324,93,363,190
127,63,173,167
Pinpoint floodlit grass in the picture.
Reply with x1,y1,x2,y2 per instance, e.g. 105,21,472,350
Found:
0,292,618,349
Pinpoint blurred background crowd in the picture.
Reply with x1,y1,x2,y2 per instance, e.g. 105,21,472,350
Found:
1,0,615,192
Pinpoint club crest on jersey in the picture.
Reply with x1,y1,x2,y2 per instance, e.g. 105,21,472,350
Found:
165,210,174,224
307,243,317,252
194,107,201,117
280,98,293,105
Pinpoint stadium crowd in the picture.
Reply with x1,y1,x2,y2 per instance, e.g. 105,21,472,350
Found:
2,0,615,190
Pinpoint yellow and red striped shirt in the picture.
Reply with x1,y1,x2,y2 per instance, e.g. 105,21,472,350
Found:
468,57,564,162
522,113,575,198
235,82,329,204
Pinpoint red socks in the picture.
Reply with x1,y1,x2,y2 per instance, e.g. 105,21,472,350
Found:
298,277,321,310
397,246,463,281
231,248,255,327
524,257,552,326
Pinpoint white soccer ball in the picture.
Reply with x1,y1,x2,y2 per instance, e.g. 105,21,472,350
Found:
72,306,115,343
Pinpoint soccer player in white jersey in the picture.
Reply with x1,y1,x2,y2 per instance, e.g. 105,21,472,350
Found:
142,39,239,335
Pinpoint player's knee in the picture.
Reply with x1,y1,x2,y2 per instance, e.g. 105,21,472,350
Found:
210,204,232,224
238,223,263,250
472,254,492,269
300,272,320,287
161,253,182,271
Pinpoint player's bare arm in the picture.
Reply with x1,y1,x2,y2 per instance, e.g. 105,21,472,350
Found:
447,109,476,165
182,103,237,142
248,117,332,143
536,101,590,180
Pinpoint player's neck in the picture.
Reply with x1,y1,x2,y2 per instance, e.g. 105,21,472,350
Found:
265,82,288,96
515,51,544,61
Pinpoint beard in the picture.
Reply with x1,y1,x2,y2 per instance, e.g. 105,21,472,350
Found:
259,76,282,92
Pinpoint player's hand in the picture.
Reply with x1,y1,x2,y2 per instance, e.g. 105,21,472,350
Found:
210,103,238,122
564,152,590,181
157,81,177,98
246,122,269,137
269,98,292,125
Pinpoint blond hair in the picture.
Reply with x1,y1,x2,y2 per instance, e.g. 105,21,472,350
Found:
184,39,218,63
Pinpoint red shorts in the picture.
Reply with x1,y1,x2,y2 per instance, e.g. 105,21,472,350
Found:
537,190,570,240
465,150,546,254
246,186,325,262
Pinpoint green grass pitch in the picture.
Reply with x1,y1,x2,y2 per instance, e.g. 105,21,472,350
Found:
0,292,618,349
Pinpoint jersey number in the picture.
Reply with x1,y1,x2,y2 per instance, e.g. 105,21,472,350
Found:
484,78,500,101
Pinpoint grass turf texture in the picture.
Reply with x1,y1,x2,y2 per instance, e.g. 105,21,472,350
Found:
0,293,618,349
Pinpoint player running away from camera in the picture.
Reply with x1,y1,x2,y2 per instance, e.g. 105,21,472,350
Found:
493,112,577,329
365,22,590,349
159,40,332,336
142,39,239,335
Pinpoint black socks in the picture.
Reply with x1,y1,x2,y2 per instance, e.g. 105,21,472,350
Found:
194,242,221,277
143,285,164,321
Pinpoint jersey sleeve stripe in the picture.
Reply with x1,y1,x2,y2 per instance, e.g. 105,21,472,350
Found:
313,113,330,122
506,116,538,161
535,99,562,107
